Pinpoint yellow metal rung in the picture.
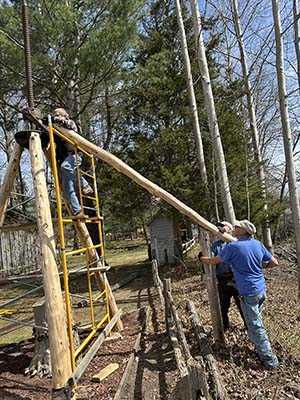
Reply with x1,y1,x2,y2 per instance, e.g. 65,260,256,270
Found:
0,309,16,316
79,169,94,179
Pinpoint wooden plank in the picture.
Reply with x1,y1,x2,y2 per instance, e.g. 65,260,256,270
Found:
91,363,119,382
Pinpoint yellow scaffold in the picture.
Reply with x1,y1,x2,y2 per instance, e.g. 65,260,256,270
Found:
48,121,111,373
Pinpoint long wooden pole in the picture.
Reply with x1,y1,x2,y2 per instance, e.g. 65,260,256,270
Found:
0,143,23,225
56,126,234,244
30,132,72,388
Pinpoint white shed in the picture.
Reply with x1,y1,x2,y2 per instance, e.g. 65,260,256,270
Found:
149,212,177,266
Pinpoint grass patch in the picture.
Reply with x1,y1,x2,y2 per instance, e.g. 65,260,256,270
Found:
105,246,148,267
0,241,149,345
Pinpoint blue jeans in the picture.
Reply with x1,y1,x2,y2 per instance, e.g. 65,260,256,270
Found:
61,154,88,214
241,291,279,368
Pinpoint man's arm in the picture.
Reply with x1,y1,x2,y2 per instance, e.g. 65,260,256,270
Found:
200,255,223,264
264,256,278,268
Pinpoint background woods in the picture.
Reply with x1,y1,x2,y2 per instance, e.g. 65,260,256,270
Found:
0,0,299,243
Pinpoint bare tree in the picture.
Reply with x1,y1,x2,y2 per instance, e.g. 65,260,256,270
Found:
190,0,236,224
272,0,300,297
175,0,225,344
230,0,273,251
293,0,300,95
174,0,210,207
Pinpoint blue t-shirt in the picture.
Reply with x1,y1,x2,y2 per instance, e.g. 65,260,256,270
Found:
211,240,232,277
219,238,272,296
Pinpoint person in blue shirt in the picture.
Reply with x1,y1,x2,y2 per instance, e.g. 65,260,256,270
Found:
199,219,279,369
211,221,245,332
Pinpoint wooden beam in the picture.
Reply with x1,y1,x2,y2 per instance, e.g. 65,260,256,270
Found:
199,230,225,344
29,132,72,388
0,218,61,232
56,126,235,243
0,143,23,225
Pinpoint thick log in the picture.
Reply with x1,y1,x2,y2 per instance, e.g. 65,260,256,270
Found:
25,299,51,377
169,324,210,400
169,322,188,378
187,357,211,400
187,300,228,400
30,132,72,388
164,284,191,361
0,143,23,225
199,229,225,344
56,126,234,244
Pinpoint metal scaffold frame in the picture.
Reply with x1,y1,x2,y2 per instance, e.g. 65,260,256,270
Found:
48,122,112,374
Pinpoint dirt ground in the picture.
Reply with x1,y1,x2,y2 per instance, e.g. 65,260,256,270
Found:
1,244,300,399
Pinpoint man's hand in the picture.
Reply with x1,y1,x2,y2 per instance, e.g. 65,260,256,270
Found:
198,251,203,261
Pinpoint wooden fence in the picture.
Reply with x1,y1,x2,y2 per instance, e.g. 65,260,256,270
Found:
0,229,40,278
152,259,228,400
182,237,196,254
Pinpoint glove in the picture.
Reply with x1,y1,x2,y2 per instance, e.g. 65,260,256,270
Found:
198,251,203,261
53,116,65,124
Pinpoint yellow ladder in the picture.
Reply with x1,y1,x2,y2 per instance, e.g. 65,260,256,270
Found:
48,123,110,373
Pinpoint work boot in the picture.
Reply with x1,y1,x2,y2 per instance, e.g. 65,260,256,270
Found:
72,211,88,219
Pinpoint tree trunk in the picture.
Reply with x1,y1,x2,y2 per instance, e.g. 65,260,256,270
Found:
25,297,80,378
293,0,300,95
231,0,273,252
25,299,51,377
189,0,236,224
174,0,211,215
272,0,300,297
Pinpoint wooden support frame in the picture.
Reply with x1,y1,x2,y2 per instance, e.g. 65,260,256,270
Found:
0,143,23,225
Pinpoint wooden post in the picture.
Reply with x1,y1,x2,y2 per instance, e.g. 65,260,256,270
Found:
199,229,225,344
29,132,72,390
166,289,191,361
151,259,165,307
163,278,172,333
0,143,23,225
